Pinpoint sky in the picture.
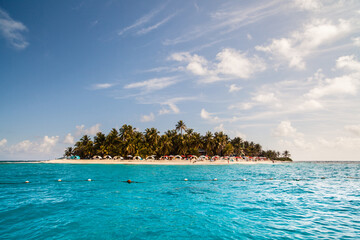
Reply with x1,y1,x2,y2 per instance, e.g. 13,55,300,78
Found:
0,0,360,161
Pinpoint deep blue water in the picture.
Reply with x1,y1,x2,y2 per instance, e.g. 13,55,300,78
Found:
0,162,360,239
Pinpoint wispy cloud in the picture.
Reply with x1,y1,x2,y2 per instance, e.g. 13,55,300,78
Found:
0,7,29,49
91,83,115,90
118,4,167,36
137,13,176,35
124,77,177,92
164,0,287,45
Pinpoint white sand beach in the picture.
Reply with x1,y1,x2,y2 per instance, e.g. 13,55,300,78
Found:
37,159,287,165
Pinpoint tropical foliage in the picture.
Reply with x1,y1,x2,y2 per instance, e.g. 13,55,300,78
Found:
64,121,292,161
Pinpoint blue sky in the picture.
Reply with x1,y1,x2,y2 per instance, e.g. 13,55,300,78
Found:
1,0,360,160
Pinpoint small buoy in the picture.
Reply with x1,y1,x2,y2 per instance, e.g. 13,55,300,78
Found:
243,178,247,181
58,179,62,182
184,178,188,181
213,178,218,181
25,180,30,183
295,178,300,181
321,177,326,179
269,178,274,180
127,180,132,183
87,179,92,181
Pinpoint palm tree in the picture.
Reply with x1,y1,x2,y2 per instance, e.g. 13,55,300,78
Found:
94,132,107,156
158,134,172,156
231,137,243,156
105,128,120,156
223,143,234,156
175,120,187,136
202,131,214,155
74,135,94,159
64,123,291,161
144,128,160,155
64,147,73,157
214,131,228,156
282,150,291,158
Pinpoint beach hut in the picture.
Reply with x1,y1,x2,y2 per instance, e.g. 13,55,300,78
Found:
190,155,198,160
104,155,112,159
160,156,168,160
212,155,220,161
133,156,142,160
174,155,182,160
146,155,155,160
113,156,124,160
126,155,133,160
92,155,102,159
199,155,208,161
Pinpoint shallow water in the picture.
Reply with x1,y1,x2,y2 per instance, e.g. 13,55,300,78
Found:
0,162,359,239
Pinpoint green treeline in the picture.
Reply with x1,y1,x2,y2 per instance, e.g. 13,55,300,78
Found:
64,121,292,161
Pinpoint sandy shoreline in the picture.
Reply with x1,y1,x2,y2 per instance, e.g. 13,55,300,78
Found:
18,159,290,165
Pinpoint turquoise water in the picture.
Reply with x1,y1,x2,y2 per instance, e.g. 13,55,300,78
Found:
0,163,360,239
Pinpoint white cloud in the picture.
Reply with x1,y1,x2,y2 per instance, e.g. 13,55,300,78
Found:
252,92,277,104
200,108,240,123
64,133,75,144
229,102,254,110
170,52,209,76
91,83,114,90
307,75,358,98
229,84,242,93
39,136,59,153
214,123,225,132
213,124,246,139
297,99,323,111
256,18,352,69
353,37,360,47
0,8,29,49
216,48,266,79
7,136,59,154
0,138,7,147
75,124,101,136
158,108,170,115
247,33,252,40
158,103,180,115
124,77,177,92
140,113,155,122
170,48,266,83
11,140,32,152
306,55,360,98
336,55,360,72
157,97,195,115
273,121,303,138
345,125,360,136
200,108,212,120
318,136,360,149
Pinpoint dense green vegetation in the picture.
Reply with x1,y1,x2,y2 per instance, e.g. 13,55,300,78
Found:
64,121,292,161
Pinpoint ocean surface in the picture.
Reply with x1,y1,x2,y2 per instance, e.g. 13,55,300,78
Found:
0,162,359,239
